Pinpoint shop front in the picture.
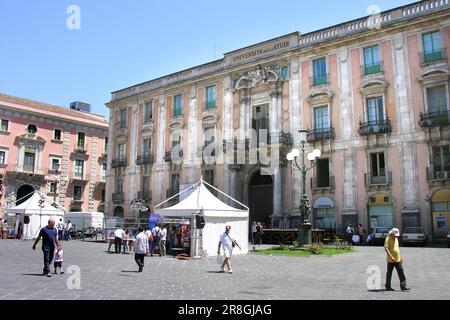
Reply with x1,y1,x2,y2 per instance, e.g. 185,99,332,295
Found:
368,193,394,232
431,188,450,239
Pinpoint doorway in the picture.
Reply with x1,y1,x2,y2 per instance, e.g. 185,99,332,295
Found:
248,170,273,228
16,184,35,205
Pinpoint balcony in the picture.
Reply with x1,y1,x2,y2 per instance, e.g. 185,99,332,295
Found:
418,110,450,128
136,154,154,165
137,191,151,202
70,173,90,183
365,172,392,187
71,197,84,205
311,176,335,189
222,131,293,153
112,193,124,203
426,167,450,181
310,73,330,87
361,61,384,76
73,144,87,154
306,127,336,143
111,158,127,168
421,48,447,65
164,150,183,162
358,118,392,136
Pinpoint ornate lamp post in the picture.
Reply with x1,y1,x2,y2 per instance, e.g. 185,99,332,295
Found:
286,129,321,246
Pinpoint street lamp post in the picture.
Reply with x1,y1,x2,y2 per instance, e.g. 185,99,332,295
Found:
286,129,321,247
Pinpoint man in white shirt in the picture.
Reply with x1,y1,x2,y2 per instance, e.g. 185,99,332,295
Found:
56,219,65,240
134,227,148,272
114,228,124,254
217,225,241,274
159,225,167,256
65,220,72,241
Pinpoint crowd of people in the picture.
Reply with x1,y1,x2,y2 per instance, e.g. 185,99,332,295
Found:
112,224,168,257
250,221,264,245
345,224,369,245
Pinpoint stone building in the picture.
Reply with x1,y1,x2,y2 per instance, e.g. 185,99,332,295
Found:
0,94,108,217
106,1,450,240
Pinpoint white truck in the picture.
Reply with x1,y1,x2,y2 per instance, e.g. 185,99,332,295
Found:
64,212,104,239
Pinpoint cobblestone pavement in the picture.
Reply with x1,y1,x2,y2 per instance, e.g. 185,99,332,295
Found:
0,239,449,300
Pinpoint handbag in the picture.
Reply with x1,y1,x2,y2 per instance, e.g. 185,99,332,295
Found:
227,234,236,248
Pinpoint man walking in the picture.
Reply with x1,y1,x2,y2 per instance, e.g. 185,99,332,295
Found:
151,224,161,256
56,218,65,241
217,225,241,274
32,218,59,277
114,228,124,254
159,225,167,256
64,220,72,241
134,227,148,272
385,228,411,291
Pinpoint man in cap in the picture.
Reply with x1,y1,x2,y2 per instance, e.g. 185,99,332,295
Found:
384,228,410,291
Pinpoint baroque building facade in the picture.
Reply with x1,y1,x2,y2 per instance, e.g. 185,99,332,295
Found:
106,1,450,240
0,94,109,217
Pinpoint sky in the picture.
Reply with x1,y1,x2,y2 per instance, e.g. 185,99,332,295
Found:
0,0,415,118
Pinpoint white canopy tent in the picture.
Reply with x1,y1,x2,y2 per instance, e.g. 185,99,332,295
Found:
5,191,65,240
154,179,249,257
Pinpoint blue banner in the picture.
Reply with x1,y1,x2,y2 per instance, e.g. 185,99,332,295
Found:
149,214,160,229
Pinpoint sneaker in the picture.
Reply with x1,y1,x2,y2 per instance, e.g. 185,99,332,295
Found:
46,273,52,278
385,287,395,291
228,269,233,274
219,266,225,272
60,271,64,275
401,287,411,291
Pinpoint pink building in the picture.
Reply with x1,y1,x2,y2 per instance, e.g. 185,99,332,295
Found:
0,94,109,218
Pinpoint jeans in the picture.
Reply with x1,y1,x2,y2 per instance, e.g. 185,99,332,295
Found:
42,247,55,275
114,237,122,253
160,240,166,256
135,254,145,271
385,262,407,289
123,241,129,253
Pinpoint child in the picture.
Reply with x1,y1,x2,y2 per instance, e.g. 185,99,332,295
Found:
54,242,64,275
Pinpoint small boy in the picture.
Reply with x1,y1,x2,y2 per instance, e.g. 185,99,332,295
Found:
54,242,64,275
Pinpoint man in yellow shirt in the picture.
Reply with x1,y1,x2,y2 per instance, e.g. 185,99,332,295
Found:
384,228,410,291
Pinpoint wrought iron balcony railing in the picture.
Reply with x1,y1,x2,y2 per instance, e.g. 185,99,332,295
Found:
365,171,392,186
111,158,127,168
306,127,336,143
136,154,154,165
311,176,335,189
358,118,392,136
426,167,450,181
112,193,124,203
418,110,450,128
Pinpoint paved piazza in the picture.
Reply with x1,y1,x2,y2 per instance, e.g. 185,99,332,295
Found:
0,239,449,300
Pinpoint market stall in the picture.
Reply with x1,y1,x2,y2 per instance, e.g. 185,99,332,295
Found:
154,179,249,257
5,191,65,240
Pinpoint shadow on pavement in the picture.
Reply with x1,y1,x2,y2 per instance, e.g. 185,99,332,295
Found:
21,274,44,277
206,271,225,274
121,270,140,273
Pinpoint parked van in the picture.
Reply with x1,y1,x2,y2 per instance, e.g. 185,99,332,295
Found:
65,212,104,230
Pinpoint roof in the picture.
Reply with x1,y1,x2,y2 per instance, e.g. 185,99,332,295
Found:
6,191,65,216
155,181,248,218
0,93,108,127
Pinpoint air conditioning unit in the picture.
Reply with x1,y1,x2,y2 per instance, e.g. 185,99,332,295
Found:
436,171,447,179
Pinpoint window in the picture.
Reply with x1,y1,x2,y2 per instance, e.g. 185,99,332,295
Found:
24,148,36,172
433,145,450,176
143,138,151,156
144,101,153,123
427,86,447,113
252,104,269,143
119,109,127,128
281,66,289,79
117,143,126,160
0,119,8,132
104,137,108,153
371,152,386,184
74,159,84,179
170,133,182,150
364,45,380,74
205,85,216,109
203,128,215,148
316,158,330,188
54,129,61,141
173,94,183,117
51,158,60,171
101,189,106,203
50,182,57,194
423,31,443,63
73,185,82,200
101,163,107,180
116,179,123,194
141,176,149,196
313,58,327,85
170,173,180,195
27,124,37,134
366,97,384,123
0,150,6,164
77,132,85,149
203,169,215,194
314,106,329,132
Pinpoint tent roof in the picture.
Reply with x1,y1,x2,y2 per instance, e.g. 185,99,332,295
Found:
6,191,65,216
154,181,248,217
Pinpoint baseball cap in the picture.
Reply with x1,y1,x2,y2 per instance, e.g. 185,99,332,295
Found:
389,228,400,237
